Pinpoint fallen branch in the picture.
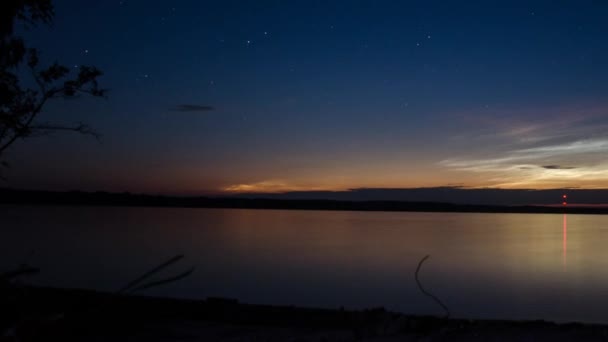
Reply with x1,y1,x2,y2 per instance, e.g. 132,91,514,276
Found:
415,255,450,319
117,254,194,294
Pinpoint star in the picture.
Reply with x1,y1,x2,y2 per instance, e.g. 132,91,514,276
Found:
264,31,268,35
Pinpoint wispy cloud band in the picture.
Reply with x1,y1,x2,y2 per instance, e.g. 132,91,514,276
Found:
441,138,608,188
172,104,215,112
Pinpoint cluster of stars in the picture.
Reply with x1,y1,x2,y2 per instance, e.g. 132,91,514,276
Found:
415,34,432,47
245,31,271,46
161,8,177,24
135,73,150,82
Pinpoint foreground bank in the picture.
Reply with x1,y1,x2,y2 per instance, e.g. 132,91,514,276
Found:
3,286,608,341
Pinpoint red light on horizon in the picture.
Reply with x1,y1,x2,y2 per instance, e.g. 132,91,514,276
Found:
563,201,567,205
563,194,567,199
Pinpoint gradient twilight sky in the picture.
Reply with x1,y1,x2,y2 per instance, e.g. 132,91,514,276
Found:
5,1,608,194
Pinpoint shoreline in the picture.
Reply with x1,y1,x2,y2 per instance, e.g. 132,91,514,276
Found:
2,188,608,215
4,285,608,341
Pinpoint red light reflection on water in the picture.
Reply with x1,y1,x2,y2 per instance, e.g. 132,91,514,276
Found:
563,214,567,270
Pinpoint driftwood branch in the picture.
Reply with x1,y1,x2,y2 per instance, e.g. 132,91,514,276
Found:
130,267,195,292
415,255,450,319
118,254,194,294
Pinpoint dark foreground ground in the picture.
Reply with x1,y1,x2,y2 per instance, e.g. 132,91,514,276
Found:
3,286,608,341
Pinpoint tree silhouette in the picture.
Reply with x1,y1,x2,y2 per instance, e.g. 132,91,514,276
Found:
0,0,106,167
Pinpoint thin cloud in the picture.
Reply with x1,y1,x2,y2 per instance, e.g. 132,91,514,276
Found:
452,105,608,147
440,138,608,188
223,180,327,193
542,165,577,170
172,104,215,112
442,138,608,171
515,139,608,155
441,104,608,188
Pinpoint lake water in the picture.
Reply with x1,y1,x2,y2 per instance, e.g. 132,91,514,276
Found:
2,205,608,323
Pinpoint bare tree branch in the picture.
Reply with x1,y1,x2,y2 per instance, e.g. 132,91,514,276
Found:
30,122,101,140
0,69,106,155
0,0,105,174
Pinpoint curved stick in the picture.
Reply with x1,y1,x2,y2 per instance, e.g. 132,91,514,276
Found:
118,254,185,294
415,255,450,319
130,266,195,292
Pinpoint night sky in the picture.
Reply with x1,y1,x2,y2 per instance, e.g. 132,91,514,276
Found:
5,1,608,195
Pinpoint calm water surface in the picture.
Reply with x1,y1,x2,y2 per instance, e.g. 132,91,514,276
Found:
3,205,608,323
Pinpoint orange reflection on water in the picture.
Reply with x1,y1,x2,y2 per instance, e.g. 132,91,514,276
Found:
563,214,567,270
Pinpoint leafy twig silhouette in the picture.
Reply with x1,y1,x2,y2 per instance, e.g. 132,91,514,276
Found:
0,265,40,283
415,255,450,319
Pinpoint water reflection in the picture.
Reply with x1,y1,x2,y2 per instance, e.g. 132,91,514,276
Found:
563,214,567,270
3,206,608,323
